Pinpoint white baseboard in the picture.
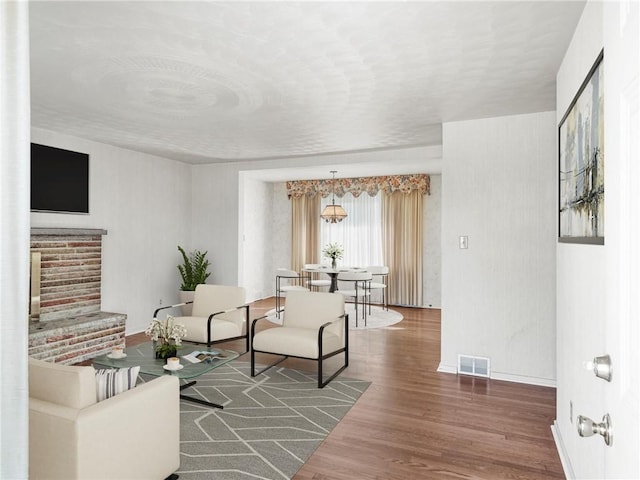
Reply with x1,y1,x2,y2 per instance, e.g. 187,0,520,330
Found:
490,371,557,388
551,421,574,479
437,362,457,374
437,363,556,388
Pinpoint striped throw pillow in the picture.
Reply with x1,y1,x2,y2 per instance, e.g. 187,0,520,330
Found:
95,366,140,402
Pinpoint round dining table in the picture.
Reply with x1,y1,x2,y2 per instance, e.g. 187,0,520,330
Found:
303,266,361,293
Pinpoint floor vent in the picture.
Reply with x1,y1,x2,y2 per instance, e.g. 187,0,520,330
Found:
457,354,490,378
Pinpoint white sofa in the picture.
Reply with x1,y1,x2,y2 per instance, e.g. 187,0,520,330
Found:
29,357,180,480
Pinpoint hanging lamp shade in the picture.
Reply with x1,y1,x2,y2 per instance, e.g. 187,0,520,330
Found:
321,203,348,223
320,171,347,223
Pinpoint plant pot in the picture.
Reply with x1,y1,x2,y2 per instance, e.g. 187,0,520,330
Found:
178,290,195,316
331,259,337,269
154,341,178,361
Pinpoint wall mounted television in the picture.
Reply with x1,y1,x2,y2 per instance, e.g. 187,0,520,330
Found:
31,143,89,214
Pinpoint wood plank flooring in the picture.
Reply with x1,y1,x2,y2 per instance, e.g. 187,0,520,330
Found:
127,298,564,480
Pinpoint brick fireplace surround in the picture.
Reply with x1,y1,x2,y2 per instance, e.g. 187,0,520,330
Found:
28,228,126,364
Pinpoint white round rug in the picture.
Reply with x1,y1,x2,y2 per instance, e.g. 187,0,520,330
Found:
345,304,403,329
264,305,403,330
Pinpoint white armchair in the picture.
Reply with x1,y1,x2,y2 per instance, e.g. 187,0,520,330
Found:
29,358,180,480
155,284,249,352
250,290,348,388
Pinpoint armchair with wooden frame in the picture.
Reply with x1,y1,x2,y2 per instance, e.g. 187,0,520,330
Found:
154,284,250,353
250,290,349,388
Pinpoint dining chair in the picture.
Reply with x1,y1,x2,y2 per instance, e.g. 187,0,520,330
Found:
304,264,332,291
337,271,372,327
275,268,309,317
366,265,389,311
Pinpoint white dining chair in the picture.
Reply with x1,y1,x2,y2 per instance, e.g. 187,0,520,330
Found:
337,271,372,327
366,265,389,311
304,264,331,291
275,268,309,317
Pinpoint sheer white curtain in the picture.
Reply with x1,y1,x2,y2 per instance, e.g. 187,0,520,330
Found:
1,1,31,477
320,193,383,268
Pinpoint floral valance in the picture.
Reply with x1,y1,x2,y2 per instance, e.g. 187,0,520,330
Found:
286,174,430,199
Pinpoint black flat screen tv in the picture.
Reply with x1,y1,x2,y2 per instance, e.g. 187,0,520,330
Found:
31,143,89,214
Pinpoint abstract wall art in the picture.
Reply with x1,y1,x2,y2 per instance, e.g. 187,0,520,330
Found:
559,50,604,245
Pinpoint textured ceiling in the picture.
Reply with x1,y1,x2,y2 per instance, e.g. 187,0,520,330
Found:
29,1,585,165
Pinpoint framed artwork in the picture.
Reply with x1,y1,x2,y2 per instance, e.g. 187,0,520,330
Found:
558,49,604,245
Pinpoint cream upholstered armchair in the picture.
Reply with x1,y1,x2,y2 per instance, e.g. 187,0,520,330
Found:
251,290,348,388
154,284,250,352
29,358,180,480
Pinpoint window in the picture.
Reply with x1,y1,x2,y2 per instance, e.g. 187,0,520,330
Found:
320,193,383,268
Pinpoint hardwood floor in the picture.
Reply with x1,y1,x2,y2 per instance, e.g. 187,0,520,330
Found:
128,298,564,480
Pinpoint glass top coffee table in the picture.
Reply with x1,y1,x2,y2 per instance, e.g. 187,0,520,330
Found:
93,341,239,409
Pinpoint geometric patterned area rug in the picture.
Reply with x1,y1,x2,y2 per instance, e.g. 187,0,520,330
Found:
146,361,370,480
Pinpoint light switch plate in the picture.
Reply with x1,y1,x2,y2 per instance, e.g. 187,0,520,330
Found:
459,236,468,249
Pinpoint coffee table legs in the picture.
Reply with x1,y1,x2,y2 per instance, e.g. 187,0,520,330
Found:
179,380,224,409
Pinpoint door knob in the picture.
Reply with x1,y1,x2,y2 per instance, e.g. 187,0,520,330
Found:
577,413,612,446
583,354,612,382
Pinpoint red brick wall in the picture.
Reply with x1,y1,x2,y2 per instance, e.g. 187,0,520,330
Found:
30,233,102,321
29,312,126,365
28,229,127,364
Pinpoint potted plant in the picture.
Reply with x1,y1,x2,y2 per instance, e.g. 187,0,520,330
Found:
144,315,187,361
177,245,211,315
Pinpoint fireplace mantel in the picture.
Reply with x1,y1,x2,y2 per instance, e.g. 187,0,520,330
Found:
31,227,108,236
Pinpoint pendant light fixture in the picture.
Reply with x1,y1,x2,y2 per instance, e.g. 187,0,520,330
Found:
320,170,347,223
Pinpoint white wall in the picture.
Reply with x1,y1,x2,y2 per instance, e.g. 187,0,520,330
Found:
1,2,30,476
440,111,557,385
271,182,292,289
554,2,605,478
240,181,291,300
191,161,241,286
239,175,273,300
31,128,192,334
